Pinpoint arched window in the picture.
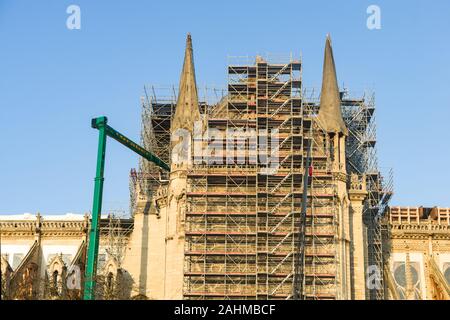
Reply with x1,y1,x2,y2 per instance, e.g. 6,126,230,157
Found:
106,272,114,291
52,271,59,289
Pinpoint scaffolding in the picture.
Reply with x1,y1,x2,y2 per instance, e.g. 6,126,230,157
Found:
302,89,394,299
130,55,392,300
129,87,173,215
340,90,394,299
176,55,339,299
100,212,134,268
129,86,226,215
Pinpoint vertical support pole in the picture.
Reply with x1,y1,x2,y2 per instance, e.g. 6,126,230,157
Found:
84,117,108,300
294,138,311,300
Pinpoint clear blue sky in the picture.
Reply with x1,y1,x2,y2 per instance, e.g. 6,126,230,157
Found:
1,0,449,215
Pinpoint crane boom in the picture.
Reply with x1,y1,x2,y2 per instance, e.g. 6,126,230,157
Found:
84,116,169,300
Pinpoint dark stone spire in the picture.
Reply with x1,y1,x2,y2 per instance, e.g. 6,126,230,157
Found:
316,34,348,136
171,33,201,133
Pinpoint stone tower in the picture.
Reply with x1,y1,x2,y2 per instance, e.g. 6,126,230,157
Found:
123,34,201,299
317,35,367,299
164,33,201,299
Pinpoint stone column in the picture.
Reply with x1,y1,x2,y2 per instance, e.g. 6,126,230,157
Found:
122,185,168,299
348,174,368,299
163,168,187,299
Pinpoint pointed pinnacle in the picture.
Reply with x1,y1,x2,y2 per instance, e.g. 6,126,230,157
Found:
171,33,200,134
316,35,348,136
186,33,192,49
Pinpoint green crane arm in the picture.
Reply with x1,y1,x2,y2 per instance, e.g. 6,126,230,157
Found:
91,117,170,171
84,116,169,300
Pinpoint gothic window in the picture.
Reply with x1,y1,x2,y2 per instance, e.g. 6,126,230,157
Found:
52,271,58,287
393,261,422,299
329,135,335,162
47,254,68,298
106,272,114,291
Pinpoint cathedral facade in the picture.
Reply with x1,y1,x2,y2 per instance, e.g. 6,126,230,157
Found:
1,35,449,300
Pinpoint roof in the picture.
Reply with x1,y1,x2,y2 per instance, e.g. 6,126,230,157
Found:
0,213,108,221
